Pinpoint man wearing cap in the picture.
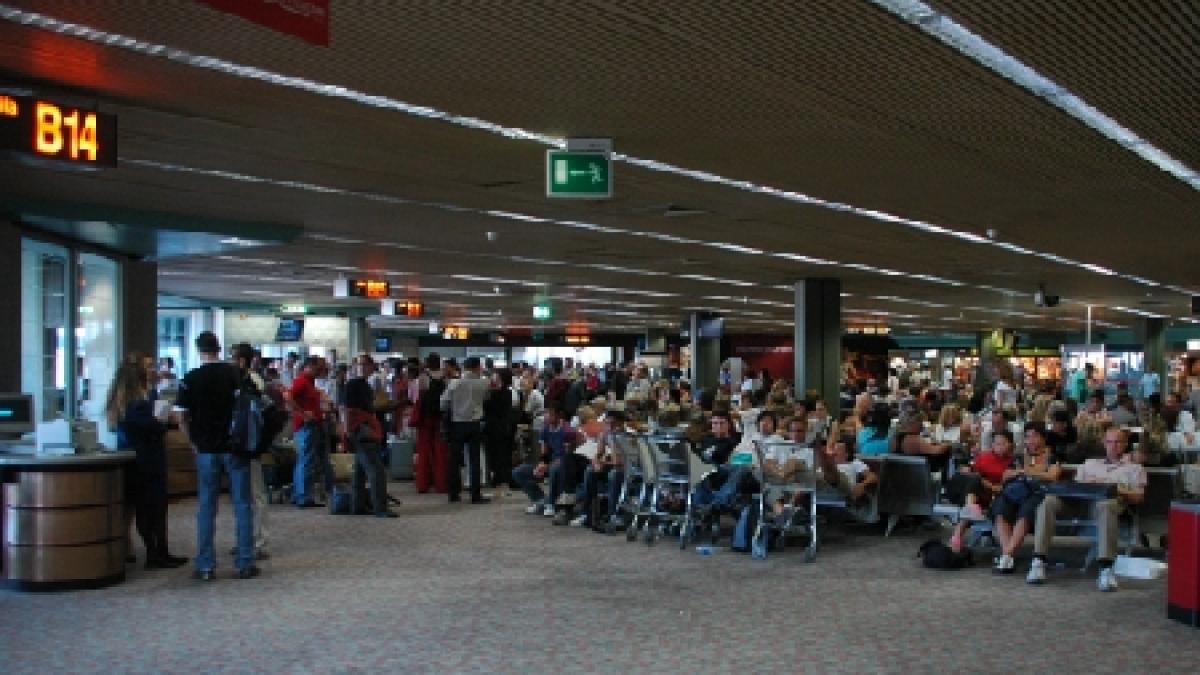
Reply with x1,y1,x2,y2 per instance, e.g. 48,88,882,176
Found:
176,332,259,581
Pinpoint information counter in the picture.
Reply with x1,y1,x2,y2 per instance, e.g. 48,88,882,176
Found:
1,451,134,591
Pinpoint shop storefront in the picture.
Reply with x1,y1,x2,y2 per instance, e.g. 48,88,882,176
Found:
1061,344,1145,401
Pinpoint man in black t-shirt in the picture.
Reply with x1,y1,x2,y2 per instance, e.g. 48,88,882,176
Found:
177,333,259,581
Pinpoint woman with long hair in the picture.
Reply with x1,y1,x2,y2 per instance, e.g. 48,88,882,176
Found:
106,361,187,569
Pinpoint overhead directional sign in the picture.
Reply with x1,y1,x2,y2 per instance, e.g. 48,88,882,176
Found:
546,150,612,199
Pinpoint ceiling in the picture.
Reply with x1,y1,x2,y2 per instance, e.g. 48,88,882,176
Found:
1,0,1197,336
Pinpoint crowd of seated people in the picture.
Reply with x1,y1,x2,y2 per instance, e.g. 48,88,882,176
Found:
492,361,1177,593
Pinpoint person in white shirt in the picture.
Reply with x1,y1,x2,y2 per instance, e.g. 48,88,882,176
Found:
1027,427,1146,592
440,357,492,504
278,352,299,389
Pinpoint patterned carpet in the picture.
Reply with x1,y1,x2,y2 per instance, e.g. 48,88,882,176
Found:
1,482,1195,674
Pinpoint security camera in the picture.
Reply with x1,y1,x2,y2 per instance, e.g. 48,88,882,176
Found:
1034,284,1060,308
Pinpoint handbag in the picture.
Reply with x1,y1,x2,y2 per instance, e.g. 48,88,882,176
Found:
1000,475,1041,503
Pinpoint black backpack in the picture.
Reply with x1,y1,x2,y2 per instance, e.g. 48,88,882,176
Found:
918,539,974,570
421,376,446,418
228,375,265,456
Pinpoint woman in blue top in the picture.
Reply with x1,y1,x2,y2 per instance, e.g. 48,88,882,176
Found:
106,360,188,570
856,402,892,456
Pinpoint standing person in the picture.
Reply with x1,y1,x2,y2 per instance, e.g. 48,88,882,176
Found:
441,357,491,504
279,352,299,388
106,361,187,570
288,355,326,508
232,344,271,561
411,354,449,494
176,331,258,581
342,354,397,518
483,368,516,490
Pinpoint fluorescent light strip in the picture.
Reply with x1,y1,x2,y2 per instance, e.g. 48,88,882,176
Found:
1110,306,1169,319
5,3,1192,297
869,295,949,309
568,285,678,298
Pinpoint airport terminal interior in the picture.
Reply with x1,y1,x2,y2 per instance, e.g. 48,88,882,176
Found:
1,1,1199,673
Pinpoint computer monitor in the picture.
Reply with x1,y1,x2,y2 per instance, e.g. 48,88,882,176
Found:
0,393,35,435
375,336,391,352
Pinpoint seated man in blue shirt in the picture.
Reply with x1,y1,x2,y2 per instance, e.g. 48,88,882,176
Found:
512,406,579,517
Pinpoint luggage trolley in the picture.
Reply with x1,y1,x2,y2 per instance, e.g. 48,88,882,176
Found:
750,440,845,562
620,432,699,545
607,432,648,538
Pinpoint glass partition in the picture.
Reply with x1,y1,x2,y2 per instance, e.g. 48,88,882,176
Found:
20,240,70,424
76,253,120,446
20,239,122,446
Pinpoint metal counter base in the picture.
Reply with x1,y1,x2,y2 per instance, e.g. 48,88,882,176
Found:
1,451,135,591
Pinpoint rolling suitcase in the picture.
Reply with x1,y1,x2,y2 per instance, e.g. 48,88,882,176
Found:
388,436,415,480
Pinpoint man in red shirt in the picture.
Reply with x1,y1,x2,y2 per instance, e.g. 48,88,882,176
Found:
289,356,325,507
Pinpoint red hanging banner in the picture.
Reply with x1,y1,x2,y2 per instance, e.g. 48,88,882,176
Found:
198,0,330,46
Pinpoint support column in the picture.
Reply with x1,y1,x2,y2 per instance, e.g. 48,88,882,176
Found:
975,329,1001,394
1137,318,1166,399
793,279,841,413
121,259,157,359
349,317,368,357
689,313,721,395
0,221,21,393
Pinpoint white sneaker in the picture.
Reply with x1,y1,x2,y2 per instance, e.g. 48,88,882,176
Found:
542,505,556,517
569,514,588,528
524,503,542,515
1097,567,1119,592
1026,558,1047,585
992,554,1015,574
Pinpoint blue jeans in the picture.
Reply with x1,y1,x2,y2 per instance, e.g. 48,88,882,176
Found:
293,423,322,505
691,466,746,509
512,459,569,505
513,460,553,504
581,465,625,521
195,452,254,572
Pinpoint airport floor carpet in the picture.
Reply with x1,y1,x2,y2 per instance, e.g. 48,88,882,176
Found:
1,482,1195,674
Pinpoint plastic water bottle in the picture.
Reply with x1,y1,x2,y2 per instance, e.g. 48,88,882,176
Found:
696,545,713,556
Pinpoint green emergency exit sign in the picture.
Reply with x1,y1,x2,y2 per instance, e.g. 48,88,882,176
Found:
546,150,612,198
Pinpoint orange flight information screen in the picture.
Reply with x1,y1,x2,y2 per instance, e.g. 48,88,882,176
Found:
350,279,390,299
0,95,118,167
